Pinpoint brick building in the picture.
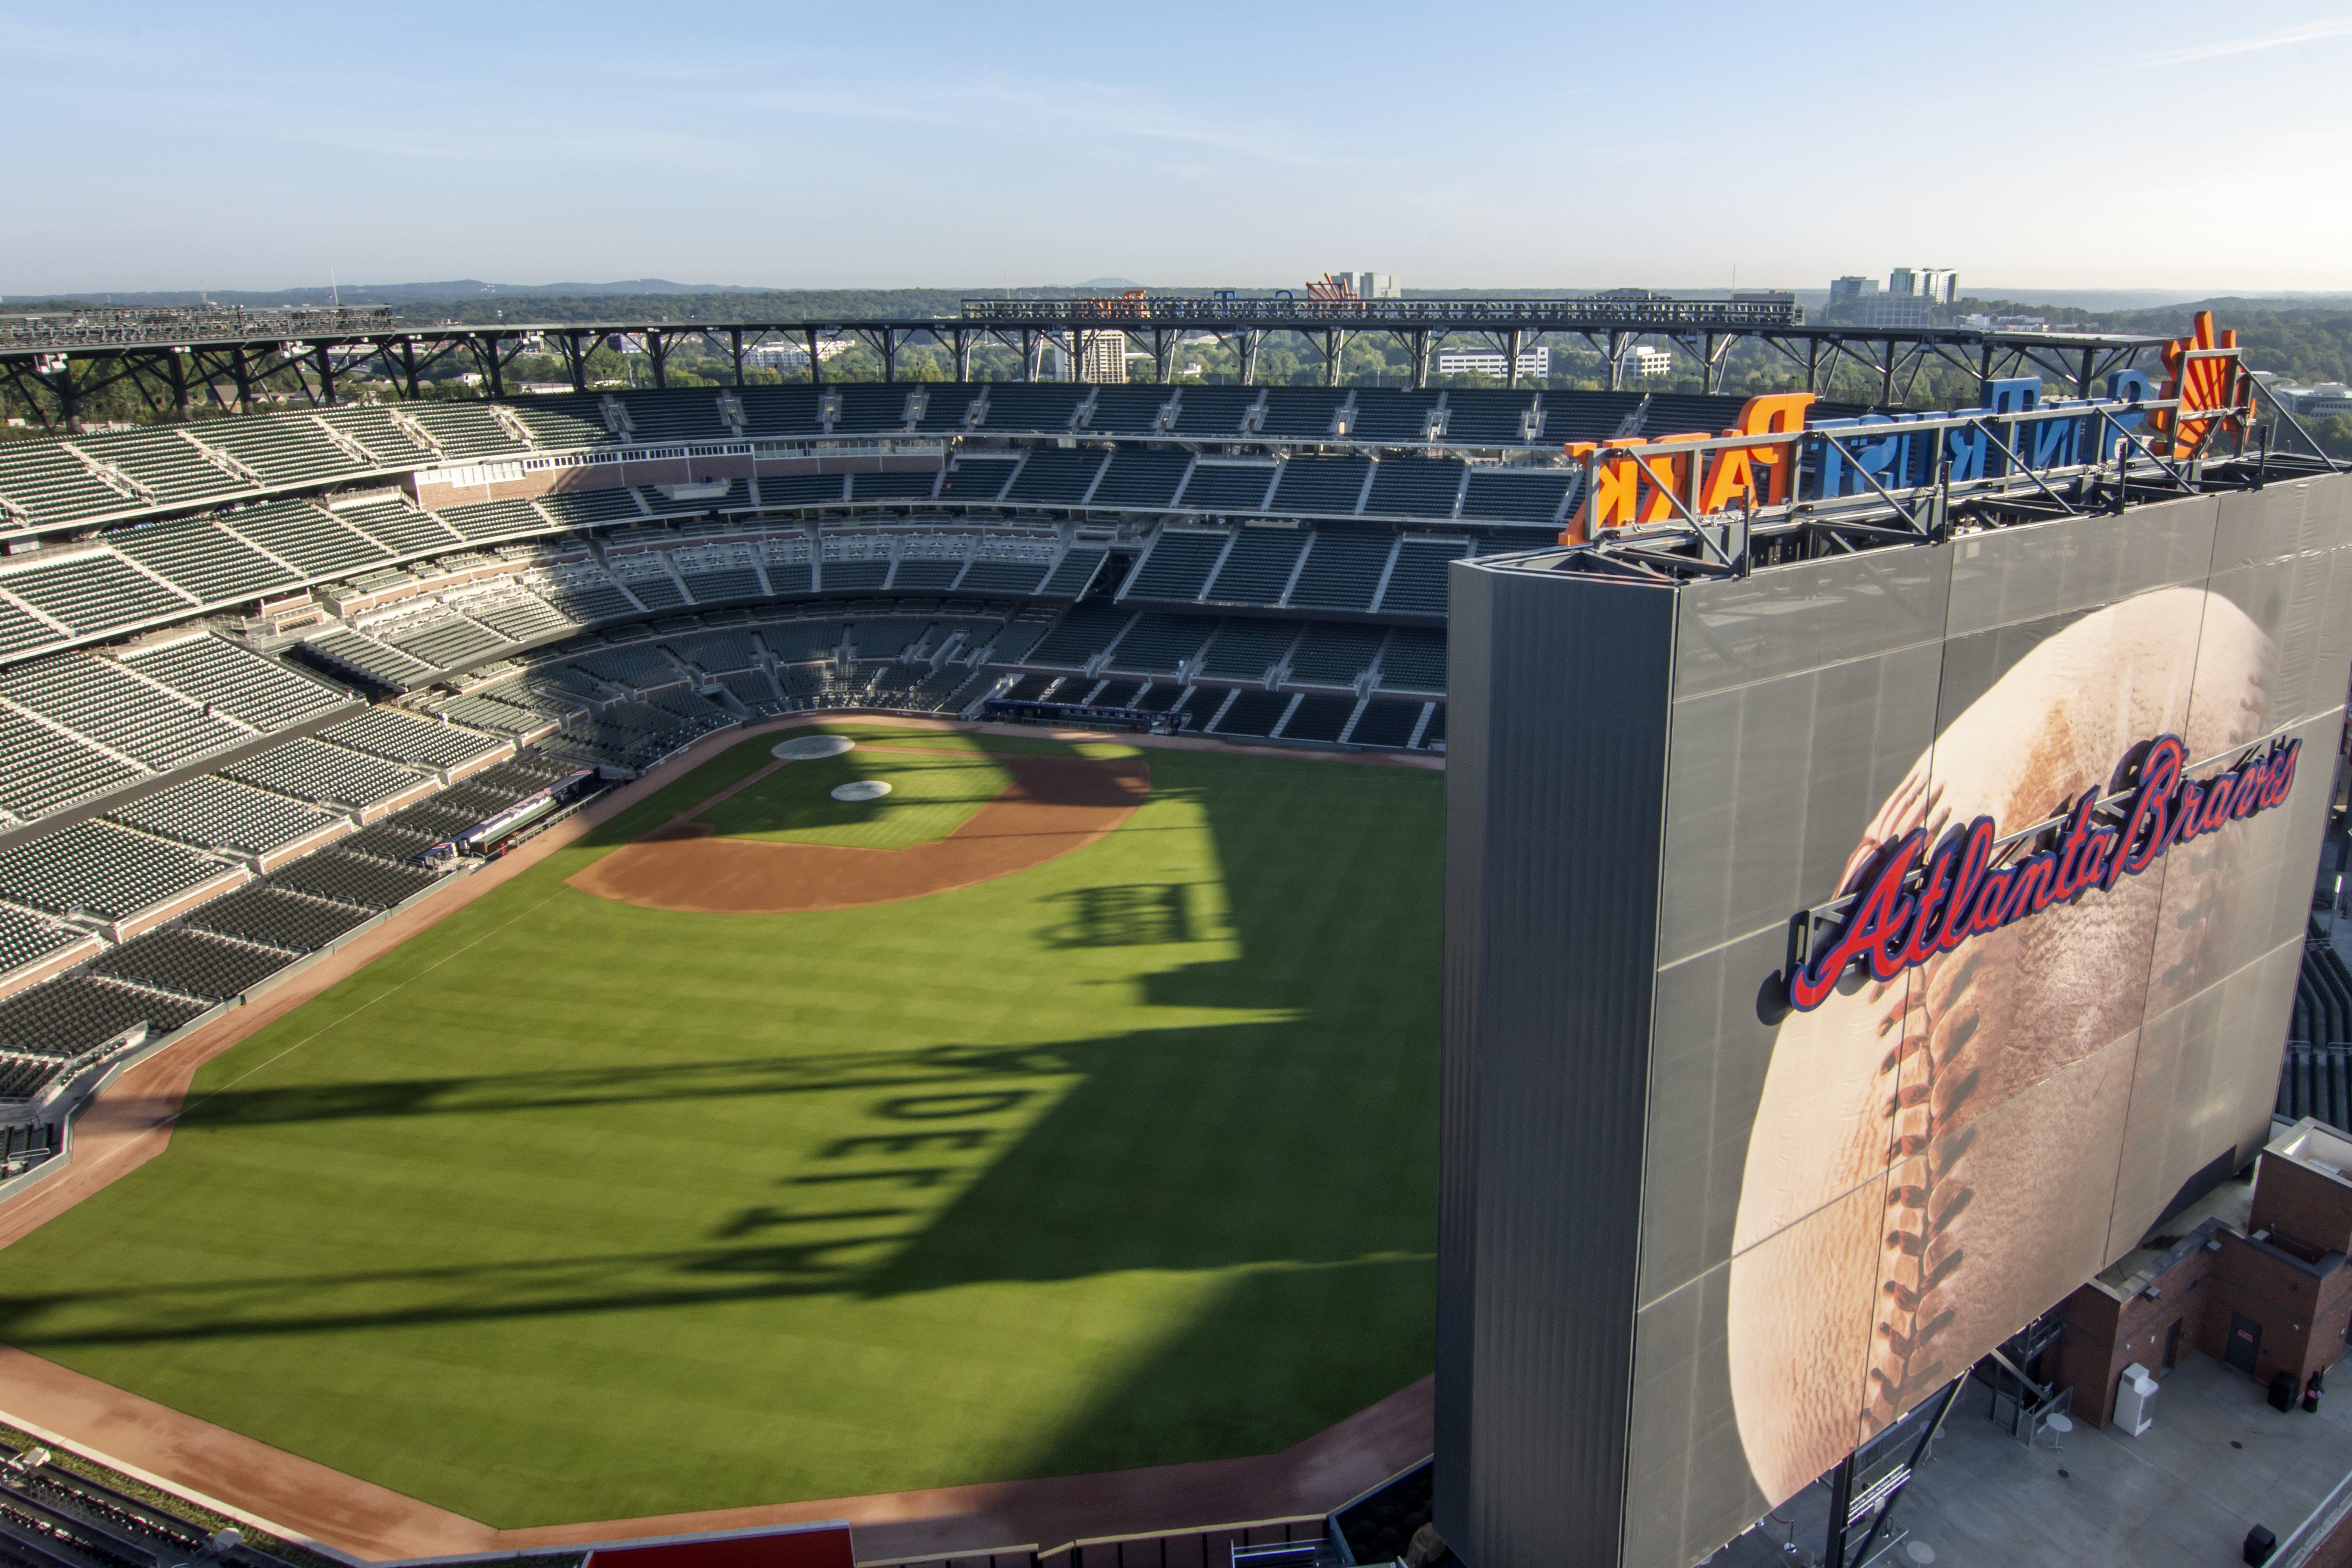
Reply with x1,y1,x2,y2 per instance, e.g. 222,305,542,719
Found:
2058,1118,2352,1428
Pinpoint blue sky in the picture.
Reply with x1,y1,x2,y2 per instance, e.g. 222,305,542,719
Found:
7,0,2348,296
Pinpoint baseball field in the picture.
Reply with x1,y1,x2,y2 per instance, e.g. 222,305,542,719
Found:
0,724,1442,1527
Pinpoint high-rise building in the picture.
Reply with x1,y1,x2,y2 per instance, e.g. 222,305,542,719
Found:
1828,275,1879,305
1888,267,1958,304
1045,330,1130,383
1076,330,1128,383
1436,346,1551,377
1328,271,1401,299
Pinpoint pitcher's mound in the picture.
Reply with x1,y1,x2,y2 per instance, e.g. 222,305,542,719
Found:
831,780,892,802
774,734,856,761
568,751,1150,913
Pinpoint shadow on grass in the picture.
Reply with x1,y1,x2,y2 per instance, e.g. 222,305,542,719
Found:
0,746,1442,1461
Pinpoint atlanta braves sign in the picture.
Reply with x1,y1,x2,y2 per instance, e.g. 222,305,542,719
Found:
1790,734,2303,1011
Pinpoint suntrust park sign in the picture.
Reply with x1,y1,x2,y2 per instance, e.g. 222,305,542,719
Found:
1791,734,2303,1011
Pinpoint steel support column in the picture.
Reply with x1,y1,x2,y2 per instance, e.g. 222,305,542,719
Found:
806,327,824,385
314,342,337,406
730,327,746,386
1605,329,1624,392
230,347,254,413
882,327,898,383
1236,328,1261,385
953,330,973,381
166,352,190,421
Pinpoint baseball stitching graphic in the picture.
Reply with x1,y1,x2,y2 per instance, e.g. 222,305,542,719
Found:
1726,584,2278,1505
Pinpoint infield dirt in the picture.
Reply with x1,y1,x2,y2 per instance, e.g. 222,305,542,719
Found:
567,746,1149,913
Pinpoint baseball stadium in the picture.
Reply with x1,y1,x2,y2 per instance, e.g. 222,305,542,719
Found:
0,294,2350,1568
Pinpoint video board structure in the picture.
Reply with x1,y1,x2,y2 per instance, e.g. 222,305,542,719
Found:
1441,424,2352,1565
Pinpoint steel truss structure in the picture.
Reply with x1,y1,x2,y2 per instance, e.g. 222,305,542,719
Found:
1485,367,2341,588
0,299,2165,431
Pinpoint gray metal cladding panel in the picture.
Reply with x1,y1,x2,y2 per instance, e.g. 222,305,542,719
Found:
1659,639,1942,965
2213,477,2328,570
1436,564,1491,1555
1621,1263,1773,1568
1943,497,2219,638
1671,546,1949,699
2107,938,2305,1256
2316,546,2352,720
1441,561,1675,1568
1639,925,1787,1305
2254,710,2345,957
2201,552,2337,731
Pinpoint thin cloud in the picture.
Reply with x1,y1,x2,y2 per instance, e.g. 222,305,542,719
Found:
2132,15,2352,67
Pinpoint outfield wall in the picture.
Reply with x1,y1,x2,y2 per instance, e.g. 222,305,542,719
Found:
1439,472,2352,1568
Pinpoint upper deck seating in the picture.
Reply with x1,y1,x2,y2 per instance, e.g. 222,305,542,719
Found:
618,391,730,444
405,403,529,461
917,385,980,433
108,517,291,606
832,386,914,434
1084,386,1171,436
73,429,251,508
219,499,389,580
107,774,333,858
536,488,645,528
938,459,1019,503
319,707,505,771
1125,530,1229,603
0,442,135,527
1,653,248,771
1376,539,1468,615
1437,390,1537,445
1088,450,1190,509
1270,457,1370,515
1196,620,1299,681
509,395,617,450
1201,526,1307,604
322,406,436,465
1285,530,1394,612
192,414,370,488
1287,622,1387,685
1175,463,1276,513
0,551,197,639
1002,448,1103,505
737,387,826,438
340,497,464,558
979,384,1085,434
121,636,348,731
1260,388,1348,441
1025,601,1133,667
1365,458,1465,519
1346,390,1440,444
0,819,232,922
227,737,423,810
1460,468,1575,525
0,708,140,820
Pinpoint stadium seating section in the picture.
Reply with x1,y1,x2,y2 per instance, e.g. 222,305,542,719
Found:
0,376,1755,1097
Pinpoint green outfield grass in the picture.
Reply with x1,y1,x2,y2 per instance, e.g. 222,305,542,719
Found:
697,731,1014,849
0,724,1442,1527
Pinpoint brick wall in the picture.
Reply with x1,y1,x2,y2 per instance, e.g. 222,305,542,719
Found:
2058,1229,2221,1427
2253,1152,2352,1254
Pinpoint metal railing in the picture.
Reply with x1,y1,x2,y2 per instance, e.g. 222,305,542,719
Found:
960,295,1804,329
5,305,396,350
